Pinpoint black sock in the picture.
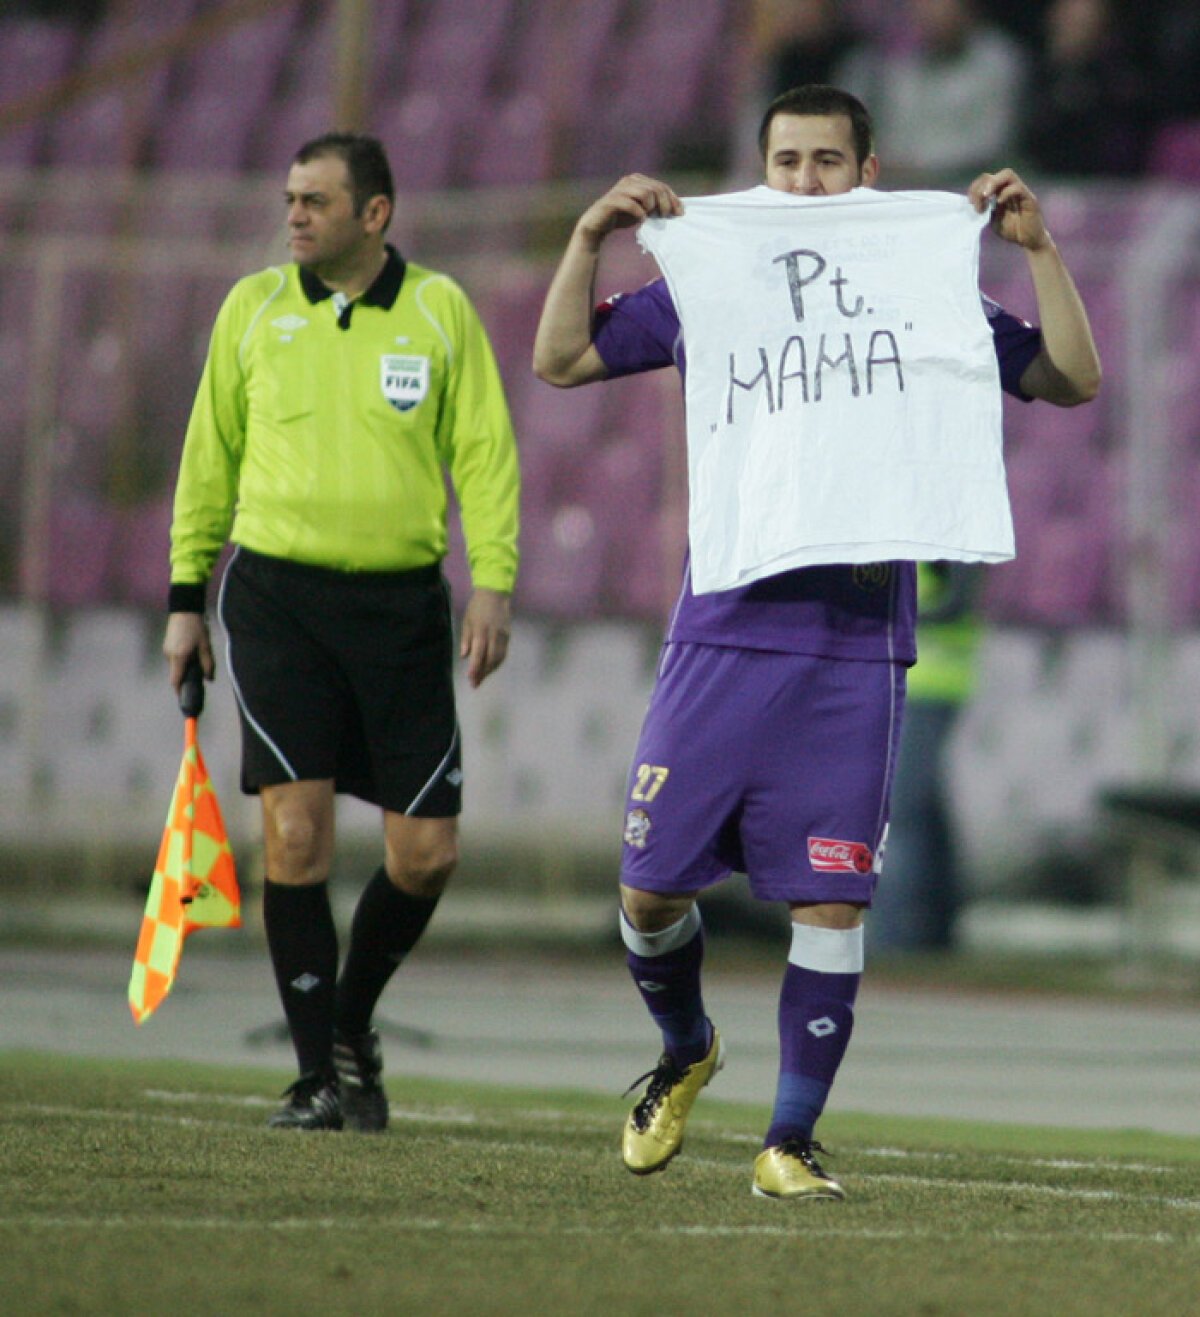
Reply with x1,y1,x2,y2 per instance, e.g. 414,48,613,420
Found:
335,866,440,1035
262,879,339,1077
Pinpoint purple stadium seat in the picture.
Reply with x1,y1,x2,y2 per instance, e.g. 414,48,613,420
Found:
468,94,551,188
516,503,607,618
152,91,266,173
114,496,173,608
1148,120,1200,184
247,92,338,172
0,264,35,460
372,93,459,192
33,492,118,607
179,7,298,100
0,19,81,168
46,83,165,169
51,270,131,473
399,0,516,104
1019,517,1113,626
43,2,198,169
572,0,726,177
513,0,625,132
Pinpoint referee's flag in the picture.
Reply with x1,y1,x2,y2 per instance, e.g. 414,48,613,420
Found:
128,664,239,1024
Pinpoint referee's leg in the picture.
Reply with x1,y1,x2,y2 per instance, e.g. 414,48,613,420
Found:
335,815,457,1021
259,779,342,1127
334,812,456,1012
330,814,457,1131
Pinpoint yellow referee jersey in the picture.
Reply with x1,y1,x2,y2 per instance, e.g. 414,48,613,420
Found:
170,247,519,594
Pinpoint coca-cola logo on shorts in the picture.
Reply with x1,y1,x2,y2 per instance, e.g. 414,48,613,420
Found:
807,836,873,874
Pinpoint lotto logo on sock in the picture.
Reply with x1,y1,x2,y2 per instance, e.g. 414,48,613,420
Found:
808,836,873,874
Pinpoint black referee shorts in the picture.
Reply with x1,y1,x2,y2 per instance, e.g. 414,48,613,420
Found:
217,547,461,816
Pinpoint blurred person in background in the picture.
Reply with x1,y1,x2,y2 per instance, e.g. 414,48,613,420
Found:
1021,0,1148,178
731,1,871,182
1132,0,1200,130
869,562,982,954
841,0,1031,184
534,84,1100,1202
163,133,519,1133
763,0,869,94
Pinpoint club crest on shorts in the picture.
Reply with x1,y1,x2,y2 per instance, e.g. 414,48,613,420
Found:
852,563,891,592
808,836,873,874
624,807,652,849
381,354,430,412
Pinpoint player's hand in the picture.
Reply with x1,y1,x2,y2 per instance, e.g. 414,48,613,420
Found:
576,174,684,248
459,588,512,689
163,611,214,693
968,168,1050,253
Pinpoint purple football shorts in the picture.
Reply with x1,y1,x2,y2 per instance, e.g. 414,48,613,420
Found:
619,642,906,905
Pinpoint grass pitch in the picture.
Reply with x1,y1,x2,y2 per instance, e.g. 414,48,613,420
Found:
2,1051,1198,1316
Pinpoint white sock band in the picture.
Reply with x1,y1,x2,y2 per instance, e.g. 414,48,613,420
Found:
619,903,702,958
788,922,864,974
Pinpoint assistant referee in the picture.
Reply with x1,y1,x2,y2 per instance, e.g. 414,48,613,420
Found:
163,133,519,1132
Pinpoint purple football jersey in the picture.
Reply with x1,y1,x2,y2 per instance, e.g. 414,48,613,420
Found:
593,278,1042,664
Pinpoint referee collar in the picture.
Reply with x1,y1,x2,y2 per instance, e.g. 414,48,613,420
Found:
298,244,408,329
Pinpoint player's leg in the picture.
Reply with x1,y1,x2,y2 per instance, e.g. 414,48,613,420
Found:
740,653,905,1199
617,643,747,1174
332,815,457,1132
753,900,864,1200
259,777,343,1130
620,884,724,1174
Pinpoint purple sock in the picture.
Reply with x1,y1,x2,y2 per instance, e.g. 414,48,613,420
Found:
621,907,711,1067
765,927,863,1147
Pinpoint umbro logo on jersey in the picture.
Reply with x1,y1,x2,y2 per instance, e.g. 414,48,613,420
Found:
445,768,463,787
271,314,309,338
808,836,873,874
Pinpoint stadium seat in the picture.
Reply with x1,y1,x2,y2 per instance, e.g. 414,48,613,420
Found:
398,0,516,106
0,19,82,168
468,94,552,189
1148,120,1200,184
151,91,266,174
516,504,607,618
0,263,36,461
372,93,460,192
114,496,173,609
36,492,119,607
176,5,297,100
247,92,340,172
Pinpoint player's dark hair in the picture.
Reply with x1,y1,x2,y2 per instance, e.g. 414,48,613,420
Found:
294,133,395,226
758,84,875,167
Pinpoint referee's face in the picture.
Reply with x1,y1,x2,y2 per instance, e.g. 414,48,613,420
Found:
284,155,378,279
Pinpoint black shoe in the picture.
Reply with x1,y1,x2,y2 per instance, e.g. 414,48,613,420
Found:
333,1028,389,1133
267,1070,343,1131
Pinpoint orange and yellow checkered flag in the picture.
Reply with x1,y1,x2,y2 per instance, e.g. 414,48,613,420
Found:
129,666,240,1024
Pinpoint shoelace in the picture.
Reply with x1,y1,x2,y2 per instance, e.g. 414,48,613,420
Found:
777,1137,834,1175
280,1071,336,1105
622,1055,685,1129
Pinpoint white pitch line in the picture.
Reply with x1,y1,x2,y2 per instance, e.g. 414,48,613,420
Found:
10,1095,1199,1213
0,1215,1191,1248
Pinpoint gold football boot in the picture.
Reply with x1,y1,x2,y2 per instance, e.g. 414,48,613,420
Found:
621,1028,724,1174
752,1138,845,1200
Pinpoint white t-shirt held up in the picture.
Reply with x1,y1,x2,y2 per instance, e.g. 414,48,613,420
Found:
639,186,1012,595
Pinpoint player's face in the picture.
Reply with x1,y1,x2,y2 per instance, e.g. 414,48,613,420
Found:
284,155,375,274
764,113,878,197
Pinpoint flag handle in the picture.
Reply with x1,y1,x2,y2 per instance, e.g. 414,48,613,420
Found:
179,653,204,719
